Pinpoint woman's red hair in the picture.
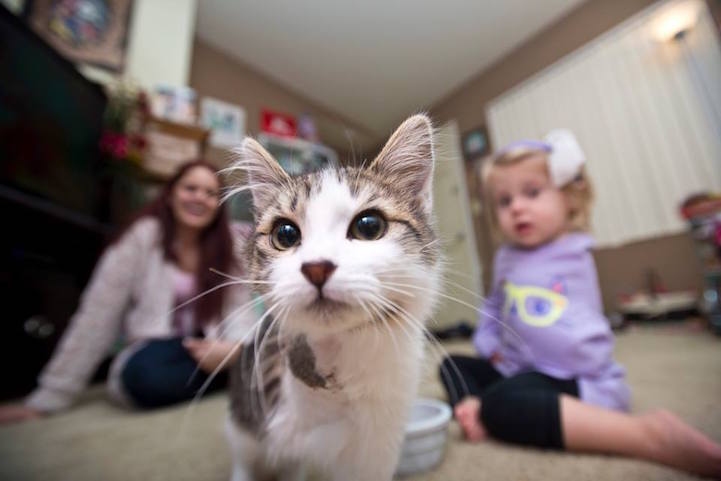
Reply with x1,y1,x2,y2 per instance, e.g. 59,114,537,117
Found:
113,160,237,328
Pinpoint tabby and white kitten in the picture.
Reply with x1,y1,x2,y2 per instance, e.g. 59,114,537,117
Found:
226,115,440,481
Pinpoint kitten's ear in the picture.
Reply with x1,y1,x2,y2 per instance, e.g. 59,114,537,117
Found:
369,114,435,214
235,138,291,210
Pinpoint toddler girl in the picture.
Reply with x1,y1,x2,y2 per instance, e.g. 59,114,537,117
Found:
440,130,721,477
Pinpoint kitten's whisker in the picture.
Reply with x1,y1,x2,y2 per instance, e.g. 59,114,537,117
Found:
195,300,276,395
380,280,531,358
185,293,270,387
405,323,471,401
364,292,466,402
252,307,285,418
419,238,441,252
365,298,402,358
251,300,287,402
343,280,415,300
356,272,494,338
374,267,483,299
354,158,369,186
176,303,280,440
375,265,477,285
251,302,281,392
164,279,261,322
217,292,272,338
209,268,274,284
345,129,358,167
368,294,420,348
377,284,415,298
354,292,390,353
354,293,378,325
436,276,490,305
220,182,273,204
366,299,381,351
266,304,291,412
438,267,477,281
369,292,470,400
245,302,282,423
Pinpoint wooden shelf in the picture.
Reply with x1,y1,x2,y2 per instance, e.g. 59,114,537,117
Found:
141,116,211,179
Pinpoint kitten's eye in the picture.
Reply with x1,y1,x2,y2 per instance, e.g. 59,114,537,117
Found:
271,220,301,250
349,210,387,240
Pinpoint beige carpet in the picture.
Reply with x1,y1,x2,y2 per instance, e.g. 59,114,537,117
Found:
1,322,719,481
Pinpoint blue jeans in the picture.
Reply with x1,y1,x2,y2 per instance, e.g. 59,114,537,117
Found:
120,337,228,409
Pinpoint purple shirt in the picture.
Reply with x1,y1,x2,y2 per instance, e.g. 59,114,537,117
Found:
473,233,630,411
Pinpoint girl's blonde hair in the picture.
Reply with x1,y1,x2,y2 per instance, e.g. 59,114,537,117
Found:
481,145,593,240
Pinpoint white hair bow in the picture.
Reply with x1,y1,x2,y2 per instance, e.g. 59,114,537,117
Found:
544,129,585,187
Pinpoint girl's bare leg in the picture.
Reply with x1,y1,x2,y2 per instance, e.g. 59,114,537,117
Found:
560,395,721,477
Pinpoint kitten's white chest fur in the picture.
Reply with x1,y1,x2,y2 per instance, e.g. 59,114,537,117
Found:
226,114,440,481
265,325,426,479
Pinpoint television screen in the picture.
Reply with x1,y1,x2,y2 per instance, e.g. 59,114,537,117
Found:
0,5,107,217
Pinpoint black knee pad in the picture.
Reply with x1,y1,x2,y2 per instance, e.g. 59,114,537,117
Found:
480,387,564,449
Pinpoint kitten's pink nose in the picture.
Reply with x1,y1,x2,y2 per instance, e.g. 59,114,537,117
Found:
301,261,337,289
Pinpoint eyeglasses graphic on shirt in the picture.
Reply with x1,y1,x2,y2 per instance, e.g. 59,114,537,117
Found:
503,282,568,327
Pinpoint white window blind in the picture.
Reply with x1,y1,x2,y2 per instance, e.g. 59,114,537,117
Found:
486,0,721,246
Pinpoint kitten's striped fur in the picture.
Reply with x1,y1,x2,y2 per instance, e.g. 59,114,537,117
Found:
225,115,440,481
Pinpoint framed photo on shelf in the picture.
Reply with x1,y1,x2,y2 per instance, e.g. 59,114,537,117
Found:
24,0,134,72
200,97,246,149
461,126,491,162
142,117,209,178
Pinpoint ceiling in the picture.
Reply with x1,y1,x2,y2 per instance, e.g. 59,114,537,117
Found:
195,0,586,147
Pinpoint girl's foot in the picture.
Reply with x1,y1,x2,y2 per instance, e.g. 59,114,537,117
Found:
454,397,486,443
641,409,721,477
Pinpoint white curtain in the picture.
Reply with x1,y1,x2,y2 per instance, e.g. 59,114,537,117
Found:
486,0,721,246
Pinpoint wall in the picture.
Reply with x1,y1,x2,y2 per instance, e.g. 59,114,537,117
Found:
80,0,198,89
430,0,709,312
125,0,197,88
189,39,375,165
430,0,658,133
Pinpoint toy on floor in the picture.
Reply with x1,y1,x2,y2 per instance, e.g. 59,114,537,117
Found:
680,193,721,335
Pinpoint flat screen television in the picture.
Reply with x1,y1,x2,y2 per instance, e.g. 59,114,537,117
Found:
0,4,108,218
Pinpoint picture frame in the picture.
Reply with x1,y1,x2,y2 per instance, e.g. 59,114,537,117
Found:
200,97,246,149
461,126,491,162
24,0,134,72
1,0,27,15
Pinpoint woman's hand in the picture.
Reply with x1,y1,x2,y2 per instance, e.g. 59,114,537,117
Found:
0,404,43,424
183,338,241,374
